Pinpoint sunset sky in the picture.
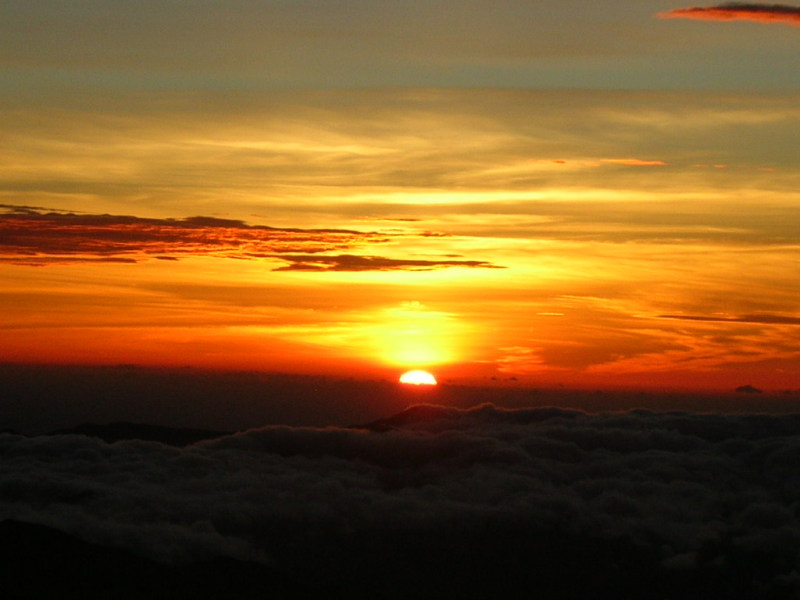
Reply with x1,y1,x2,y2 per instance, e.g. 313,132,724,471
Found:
1,1,798,390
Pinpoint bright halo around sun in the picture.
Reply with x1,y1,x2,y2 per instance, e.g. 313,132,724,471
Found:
399,370,438,385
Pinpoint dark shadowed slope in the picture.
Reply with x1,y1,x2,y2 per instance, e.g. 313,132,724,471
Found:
1,519,317,600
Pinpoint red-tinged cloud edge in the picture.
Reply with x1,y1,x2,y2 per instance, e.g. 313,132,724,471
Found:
658,3,800,25
0,205,500,271
601,158,668,167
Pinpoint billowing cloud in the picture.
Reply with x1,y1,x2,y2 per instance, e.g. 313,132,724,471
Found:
0,206,500,271
658,3,800,26
3,404,800,597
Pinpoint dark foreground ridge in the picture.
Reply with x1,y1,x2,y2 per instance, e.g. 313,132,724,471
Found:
3,516,795,600
0,519,316,600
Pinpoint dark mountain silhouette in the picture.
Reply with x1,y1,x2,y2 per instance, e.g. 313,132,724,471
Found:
48,421,231,446
360,402,582,431
358,403,458,430
736,384,763,394
2,363,798,436
1,519,316,600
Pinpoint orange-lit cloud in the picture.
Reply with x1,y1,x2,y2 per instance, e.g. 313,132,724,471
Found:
1,86,799,390
658,3,800,26
0,206,500,272
601,158,668,167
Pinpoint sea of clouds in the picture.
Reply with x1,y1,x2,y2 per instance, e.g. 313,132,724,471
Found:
2,403,800,596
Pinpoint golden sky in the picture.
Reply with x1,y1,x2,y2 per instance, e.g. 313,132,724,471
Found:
1,2,799,390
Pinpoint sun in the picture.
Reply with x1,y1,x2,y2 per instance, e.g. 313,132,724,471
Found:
399,370,438,385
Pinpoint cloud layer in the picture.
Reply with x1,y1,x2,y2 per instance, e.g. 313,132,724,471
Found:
659,3,800,25
3,404,800,596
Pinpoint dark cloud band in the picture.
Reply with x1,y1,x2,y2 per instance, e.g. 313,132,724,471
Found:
271,253,504,272
660,313,800,326
0,205,501,272
659,3,800,25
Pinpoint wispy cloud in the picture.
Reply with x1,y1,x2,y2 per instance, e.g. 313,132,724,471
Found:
601,158,668,167
660,312,800,325
0,207,379,261
0,206,501,272
658,3,800,26
272,254,503,272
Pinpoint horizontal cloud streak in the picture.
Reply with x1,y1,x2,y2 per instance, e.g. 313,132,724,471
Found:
601,158,668,167
659,3,800,25
271,254,504,272
0,206,500,271
0,206,378,259
660,312,800,325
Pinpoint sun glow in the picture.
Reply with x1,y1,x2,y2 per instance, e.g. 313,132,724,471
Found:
399,370,438,385
368,301,467,368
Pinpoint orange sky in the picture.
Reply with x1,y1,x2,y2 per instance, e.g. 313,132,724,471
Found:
1,3,799,392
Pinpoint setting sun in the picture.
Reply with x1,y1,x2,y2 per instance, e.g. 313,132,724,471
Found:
399,370,438,386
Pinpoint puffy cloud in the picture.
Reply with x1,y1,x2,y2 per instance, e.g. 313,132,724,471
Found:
3,404,800,596
659,3,800,26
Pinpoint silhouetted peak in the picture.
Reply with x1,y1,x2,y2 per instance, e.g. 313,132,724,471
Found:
361,403,582,431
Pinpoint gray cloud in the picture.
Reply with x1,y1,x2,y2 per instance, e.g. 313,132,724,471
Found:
3,404,800,595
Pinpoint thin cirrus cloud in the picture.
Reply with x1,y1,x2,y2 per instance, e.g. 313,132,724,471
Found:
600,158,668,167
658,3,800,25
0,205,500,272
660,313,800,325
272,254,503,272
